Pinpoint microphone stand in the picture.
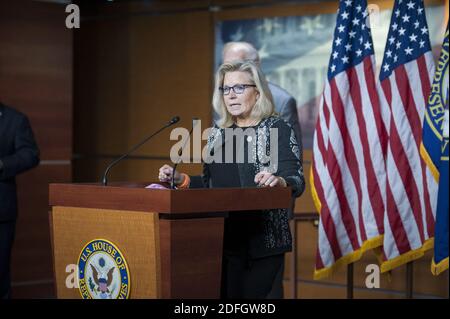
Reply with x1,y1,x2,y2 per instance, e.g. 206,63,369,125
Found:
171,118,198,189
102,116,180,186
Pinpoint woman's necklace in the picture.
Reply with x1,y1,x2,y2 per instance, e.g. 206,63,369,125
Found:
236,118,259,127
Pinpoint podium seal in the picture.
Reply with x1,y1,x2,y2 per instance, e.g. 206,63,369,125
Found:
77,239,131,299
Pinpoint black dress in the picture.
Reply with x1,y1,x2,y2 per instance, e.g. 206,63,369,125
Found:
189,116,305,298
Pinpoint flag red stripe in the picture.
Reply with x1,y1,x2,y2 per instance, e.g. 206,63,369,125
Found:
381,77,413,255
417,55,432,109
364,58,389,159
325,145,360,251
386,181,412,254
395,64,432,242
395,66,423,148
315,247,325,270
328,80,361,250
381,78,392,110
348,61,385,236
323,92,331,130
363,59,387,233
314,104,343,262
416,54,435,238
312,165,342,262
388,119,426,244
349,57,387,234
347,66,367,244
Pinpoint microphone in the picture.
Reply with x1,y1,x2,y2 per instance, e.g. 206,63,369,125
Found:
171,118,199,189
101,116,180,186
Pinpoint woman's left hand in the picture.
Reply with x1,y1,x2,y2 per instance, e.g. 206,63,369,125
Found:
254,171,287,187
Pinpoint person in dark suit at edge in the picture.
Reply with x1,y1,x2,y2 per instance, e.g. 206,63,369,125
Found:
0,103,40,299
222,42,304,298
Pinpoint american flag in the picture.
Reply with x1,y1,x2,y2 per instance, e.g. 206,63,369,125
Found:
311,0,387,279
378,0,438,272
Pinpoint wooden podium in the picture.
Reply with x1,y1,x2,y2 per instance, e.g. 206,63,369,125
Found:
49,183,291,299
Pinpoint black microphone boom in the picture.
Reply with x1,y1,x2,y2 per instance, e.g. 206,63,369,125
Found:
171,118,198,189
101,116,180,186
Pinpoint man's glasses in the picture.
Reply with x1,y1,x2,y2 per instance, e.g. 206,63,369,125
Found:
219,84,257,95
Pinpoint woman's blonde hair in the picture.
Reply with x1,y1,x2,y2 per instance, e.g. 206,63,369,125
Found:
213,60,275,128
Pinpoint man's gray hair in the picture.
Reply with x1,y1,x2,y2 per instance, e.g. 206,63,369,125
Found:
222,42,260,63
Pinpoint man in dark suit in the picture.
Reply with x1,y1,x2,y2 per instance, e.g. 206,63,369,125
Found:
0,103,40,299
222,42,304,298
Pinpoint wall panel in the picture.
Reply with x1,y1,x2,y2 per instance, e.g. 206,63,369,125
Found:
0,0,72,298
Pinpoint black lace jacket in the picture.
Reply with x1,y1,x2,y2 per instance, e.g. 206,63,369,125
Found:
189,116,305,258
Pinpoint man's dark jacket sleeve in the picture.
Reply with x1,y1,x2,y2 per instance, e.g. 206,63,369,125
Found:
0,115,40,180
0,108,40,221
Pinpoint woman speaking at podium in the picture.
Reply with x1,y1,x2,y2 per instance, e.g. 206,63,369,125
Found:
158,61,305,299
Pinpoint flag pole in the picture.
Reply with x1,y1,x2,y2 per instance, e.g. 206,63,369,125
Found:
290,218,298,299
406,262,414,298
347,263,354,299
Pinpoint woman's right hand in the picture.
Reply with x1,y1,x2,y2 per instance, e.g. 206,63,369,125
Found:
158,164,184,185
